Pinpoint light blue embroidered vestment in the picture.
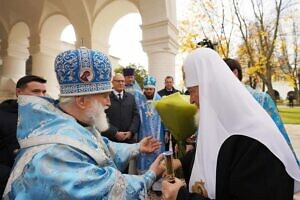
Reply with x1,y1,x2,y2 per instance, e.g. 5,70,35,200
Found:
136,93,165,174
246,86,299,165
3,96,156,200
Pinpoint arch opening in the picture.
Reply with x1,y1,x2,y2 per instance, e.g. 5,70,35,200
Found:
109,13,148,69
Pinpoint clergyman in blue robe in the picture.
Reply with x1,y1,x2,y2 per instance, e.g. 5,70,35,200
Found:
3,48,163,199
123,67,146,113
137,75,166,174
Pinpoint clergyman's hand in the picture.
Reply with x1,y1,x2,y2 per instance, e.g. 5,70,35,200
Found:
149,154,164,177
115,131,127,141
124,131,132,140
139,136,161,153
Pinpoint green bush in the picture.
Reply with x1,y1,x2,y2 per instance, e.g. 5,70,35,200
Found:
114,64,148,89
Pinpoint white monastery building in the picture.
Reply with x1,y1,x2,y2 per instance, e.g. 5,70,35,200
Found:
0,0,179,99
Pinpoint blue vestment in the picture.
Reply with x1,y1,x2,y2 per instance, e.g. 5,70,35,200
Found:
125,81,142,96
246,86,299,165
125,81,146,109
246,86,289,141
3,96,156,200
137,93,165,174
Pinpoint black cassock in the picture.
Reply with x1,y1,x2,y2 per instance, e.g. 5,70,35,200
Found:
178,135,294,200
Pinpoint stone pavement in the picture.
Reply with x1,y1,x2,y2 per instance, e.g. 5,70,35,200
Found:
285,124,300,159
286,125,300,199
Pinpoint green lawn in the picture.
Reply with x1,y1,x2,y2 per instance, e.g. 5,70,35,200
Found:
278,107,300,124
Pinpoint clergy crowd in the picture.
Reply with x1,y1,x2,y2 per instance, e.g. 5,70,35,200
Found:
0,46,299,199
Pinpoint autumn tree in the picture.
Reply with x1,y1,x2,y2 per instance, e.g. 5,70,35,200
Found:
178,0,299,102
232,0,294,100
178,0,235,57
276,11,300,103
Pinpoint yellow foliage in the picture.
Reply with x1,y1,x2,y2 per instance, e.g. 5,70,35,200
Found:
178,33,199,53
284,74,297,87
248,64,265,75
203,0,216,11
259,31,268,37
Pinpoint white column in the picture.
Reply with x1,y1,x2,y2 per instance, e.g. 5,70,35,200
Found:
29,35,61,99
2,55,26,78
0,38,28,79
31,52,58,98
0,38,29,100
92,38,119,72
92,38,110,56
75,35,92,49
139,0,178,89
141,21,178,89
147,51,177,88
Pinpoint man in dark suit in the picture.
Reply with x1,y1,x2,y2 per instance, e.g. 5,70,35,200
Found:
157,76,180,151
102,73,140,144
158,76,180,97
0,75,47,196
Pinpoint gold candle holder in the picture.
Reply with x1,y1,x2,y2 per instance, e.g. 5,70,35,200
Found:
163,151,175,183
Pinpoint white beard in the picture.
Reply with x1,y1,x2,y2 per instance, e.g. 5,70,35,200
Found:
85,100,109,132
194,109,200,128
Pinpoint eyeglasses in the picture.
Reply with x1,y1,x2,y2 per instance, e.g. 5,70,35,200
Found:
113,80,125,83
